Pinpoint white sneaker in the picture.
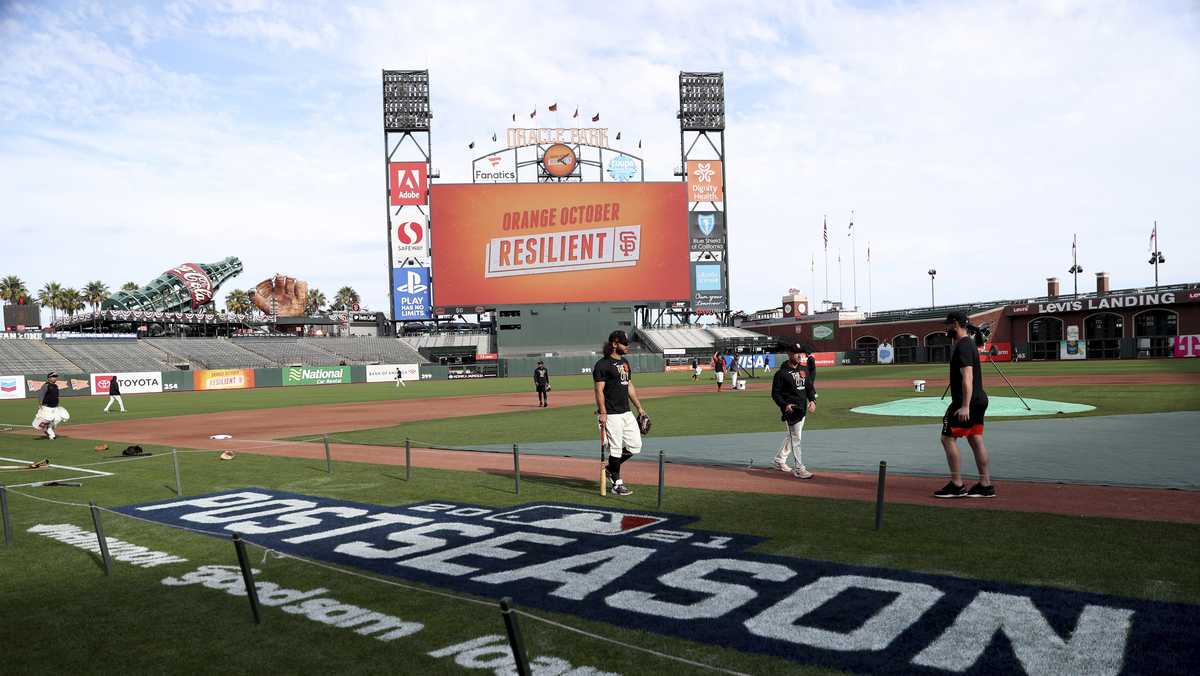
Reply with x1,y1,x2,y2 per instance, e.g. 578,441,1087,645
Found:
47,428,57,440
792,465,813,479
773,459,792,473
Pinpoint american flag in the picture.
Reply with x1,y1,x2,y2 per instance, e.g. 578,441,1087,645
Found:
823,217,828,250
1150,222,1157,252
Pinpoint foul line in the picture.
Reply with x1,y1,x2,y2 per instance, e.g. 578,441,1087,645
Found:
0,455,115,488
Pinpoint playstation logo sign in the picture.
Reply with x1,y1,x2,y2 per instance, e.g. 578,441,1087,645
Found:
396,270,428,294
392,266,431,320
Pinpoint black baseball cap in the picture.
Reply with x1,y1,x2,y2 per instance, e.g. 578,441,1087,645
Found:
608,330,630,345
785,342,808,354
537,360,544,364
944,311,969,327
47,371,58,378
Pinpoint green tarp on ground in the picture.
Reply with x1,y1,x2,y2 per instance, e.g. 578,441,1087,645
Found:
851,396,1095,417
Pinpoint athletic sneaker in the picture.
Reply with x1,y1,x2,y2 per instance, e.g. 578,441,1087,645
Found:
773,459,792,473
792,465,813,480
966,483,997,498
46,428,56,440
605,468,617,489
612,483,633,496
933,481,967,498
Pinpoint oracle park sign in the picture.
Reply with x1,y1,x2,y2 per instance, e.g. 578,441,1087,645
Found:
117,490,1200,675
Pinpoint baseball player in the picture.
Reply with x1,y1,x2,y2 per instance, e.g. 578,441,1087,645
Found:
771,344,816,479
594,330,647,496
533,360,551,407
32,372,69,440
691,357,701,382
103,375,125,412
935,312,995,498
713,350,726,391
395,367,406,388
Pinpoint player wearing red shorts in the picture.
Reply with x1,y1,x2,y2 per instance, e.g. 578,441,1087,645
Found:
934,311,996,498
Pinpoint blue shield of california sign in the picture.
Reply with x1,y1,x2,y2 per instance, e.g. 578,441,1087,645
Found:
116,490,1200,675
688,211,725,252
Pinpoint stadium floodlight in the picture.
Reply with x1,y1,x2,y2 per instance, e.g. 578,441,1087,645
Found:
1148,250,1165,289
382,70,431,132
678,72,725,131
927,269,937,308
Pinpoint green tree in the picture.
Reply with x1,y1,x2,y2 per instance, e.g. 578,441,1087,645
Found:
120,282,139,292
224,289,252,314
60,288,84,317
305,288,327,315
332,286,360,311
0,276,29,305
38,282,63,321
83,280,110,312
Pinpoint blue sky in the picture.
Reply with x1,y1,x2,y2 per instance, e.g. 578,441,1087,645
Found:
2,0,1197,317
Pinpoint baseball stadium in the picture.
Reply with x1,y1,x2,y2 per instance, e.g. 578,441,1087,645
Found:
3,63,1200,676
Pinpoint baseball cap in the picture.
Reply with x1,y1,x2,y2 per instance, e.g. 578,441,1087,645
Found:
785,342,810,354
537,360,544,364
944,311,969,326
47,371,58,378
608,330,630,345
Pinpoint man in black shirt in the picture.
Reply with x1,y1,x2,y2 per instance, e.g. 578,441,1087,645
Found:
533,360,551,407
593,330,646,496
104,374,125,412
691,357,700,382
713,350,726,391
771,343,817,478
934,312,995,498
32,372,69,440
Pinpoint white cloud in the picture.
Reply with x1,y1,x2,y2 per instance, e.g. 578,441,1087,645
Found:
0,0,1196,323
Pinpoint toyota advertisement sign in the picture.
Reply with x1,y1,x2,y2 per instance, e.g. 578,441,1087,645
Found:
91,371,164,395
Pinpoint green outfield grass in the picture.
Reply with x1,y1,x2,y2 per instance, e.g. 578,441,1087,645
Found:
0,433,1196,675
297,384,1200,448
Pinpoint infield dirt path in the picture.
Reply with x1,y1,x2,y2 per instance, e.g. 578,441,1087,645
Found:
64,373,1200,525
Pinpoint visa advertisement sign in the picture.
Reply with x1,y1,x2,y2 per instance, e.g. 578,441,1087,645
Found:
118,490,1200,676
392,267,431,321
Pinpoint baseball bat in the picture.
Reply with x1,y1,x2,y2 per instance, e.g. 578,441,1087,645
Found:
598,419,608,497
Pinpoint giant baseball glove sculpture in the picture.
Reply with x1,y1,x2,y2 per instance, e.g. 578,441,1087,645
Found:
252,274,309,317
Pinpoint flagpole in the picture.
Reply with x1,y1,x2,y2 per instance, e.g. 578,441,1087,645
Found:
850,211,858,310
838,249,844,307
810,254,816,314
823,216,829,309
867,241,873,315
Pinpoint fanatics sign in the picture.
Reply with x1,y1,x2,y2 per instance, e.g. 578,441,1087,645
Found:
117,490,1200,675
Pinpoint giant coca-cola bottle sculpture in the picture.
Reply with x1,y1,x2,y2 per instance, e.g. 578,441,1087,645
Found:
103,257,243,312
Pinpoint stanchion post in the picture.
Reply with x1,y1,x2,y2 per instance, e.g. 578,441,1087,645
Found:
498,597,532,676
1,485,12,546
512,443,521,495
874,461,887,531
172,448,182,496
657,450,665,509
323,434,332,474
232,534,262,624
404,438,412,481
89,502,112,576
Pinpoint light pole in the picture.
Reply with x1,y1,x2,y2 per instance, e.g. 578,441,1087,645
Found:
928,269,937,308
1149,250,1165,289
1068,233,1083,297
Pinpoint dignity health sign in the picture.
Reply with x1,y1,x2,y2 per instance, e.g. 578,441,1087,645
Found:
431,183,689,306
117,489,1199,676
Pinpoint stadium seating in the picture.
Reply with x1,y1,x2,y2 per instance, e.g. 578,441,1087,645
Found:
637,327,717,351
401,333,492,354
45,340,173,373
232,338,342,366
147,338,276,369
0,340,82,374
307,337,427,364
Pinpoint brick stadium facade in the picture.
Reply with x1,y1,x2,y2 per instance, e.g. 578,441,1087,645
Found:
739,278,1200,363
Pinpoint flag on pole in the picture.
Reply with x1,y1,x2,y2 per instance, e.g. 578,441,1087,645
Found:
867,242,871,262
492,132,497,142
468,141,475,149
1073,233,1077,255
548,103,557,112
848,212,854,237
530,108,537,119
591,113,600,122
811,254,815,271
512,113,516,122
573,106,579,118
1150,222,1157,252
823,217,828,250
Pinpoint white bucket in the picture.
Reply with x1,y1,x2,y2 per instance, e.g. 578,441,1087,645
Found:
913,379,926,393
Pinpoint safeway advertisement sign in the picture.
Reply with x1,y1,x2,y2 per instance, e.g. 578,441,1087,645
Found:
91,372,164,395
389,162,428,206
392,218,429,263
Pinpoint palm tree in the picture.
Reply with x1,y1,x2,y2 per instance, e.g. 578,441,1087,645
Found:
83,280,110,311
38,282,63,321
305,288,327,315
0,276,29,305
333,286,361,311
224,289,252,314
120,282,139,293
60,288,85,317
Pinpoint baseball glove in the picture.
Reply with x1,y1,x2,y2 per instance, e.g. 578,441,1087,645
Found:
637,413,652,435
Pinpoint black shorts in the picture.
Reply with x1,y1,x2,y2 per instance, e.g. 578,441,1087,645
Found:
941,398,988,438
536,384,549,392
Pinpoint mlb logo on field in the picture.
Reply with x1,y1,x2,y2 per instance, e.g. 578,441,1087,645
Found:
484,505,666,536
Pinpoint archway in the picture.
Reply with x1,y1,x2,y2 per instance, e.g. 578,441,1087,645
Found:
1084,312,1123,359
893,333,918,364
1133,309,1178,358
924,331,952,363
1027,316,1063,361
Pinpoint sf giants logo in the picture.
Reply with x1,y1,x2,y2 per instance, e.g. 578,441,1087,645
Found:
618,231,637,256
389,162,427,206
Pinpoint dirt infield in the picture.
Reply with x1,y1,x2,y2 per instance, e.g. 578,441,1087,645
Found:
55,373,1200,525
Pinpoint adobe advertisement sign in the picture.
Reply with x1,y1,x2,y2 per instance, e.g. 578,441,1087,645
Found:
691,260,727,310
688,211,725,252
119,490,1200,676
430,183,689,306
392,218,429,264
392,266,431,320
389,162,427,206
165,263,214,309
687,160,723,202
